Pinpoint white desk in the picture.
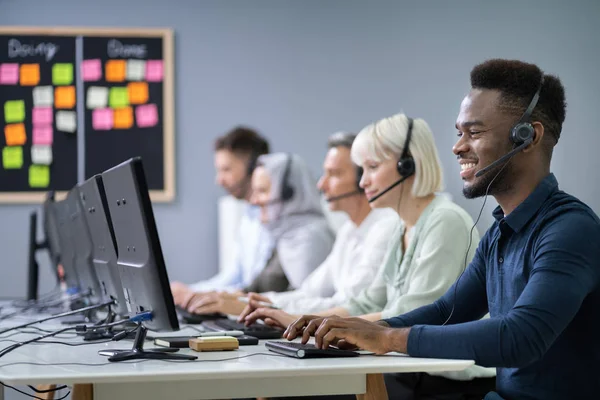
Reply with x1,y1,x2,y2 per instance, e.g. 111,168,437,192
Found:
0,323,474,400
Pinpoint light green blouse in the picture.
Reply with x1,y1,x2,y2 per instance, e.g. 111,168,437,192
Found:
345,194,480,319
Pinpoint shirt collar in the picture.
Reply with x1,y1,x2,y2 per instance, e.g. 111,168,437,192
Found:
492,173,559,233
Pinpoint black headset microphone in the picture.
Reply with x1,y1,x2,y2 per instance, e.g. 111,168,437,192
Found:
367,175,411,203
325,189,363,202
325,165,365,202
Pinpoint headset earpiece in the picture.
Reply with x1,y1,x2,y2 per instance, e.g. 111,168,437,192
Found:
356,166,364,192
396,117,416,178
280,153,295,201
510,76,544,145
510,122,535,145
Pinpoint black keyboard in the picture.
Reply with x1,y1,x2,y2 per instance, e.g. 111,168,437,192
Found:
202,319,283,340
176,306,226,325
265,341,359,359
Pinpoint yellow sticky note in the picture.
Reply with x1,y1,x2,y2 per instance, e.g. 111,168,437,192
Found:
127,82,149,105
55,86,76,109
29,164,50,188
2,146,23,169
4,123,27,146
19,64,40,86
106,60,126,82
113,107,133,129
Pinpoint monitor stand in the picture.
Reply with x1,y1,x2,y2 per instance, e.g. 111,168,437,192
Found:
98,323,197,362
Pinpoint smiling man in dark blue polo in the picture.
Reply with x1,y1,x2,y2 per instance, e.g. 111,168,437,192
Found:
284,59,600,400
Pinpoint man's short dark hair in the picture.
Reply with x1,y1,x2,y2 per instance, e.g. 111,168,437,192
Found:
327,131,357,149
470,59,567,149
214,126,270,158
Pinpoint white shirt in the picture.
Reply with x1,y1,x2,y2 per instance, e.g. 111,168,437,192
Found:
265,208,399,314
190,205,274,292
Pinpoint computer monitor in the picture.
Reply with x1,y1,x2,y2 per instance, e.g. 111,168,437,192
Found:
77,175,128,317
26,211,40,301
26,193,63,301
42,192,61,280
101,157,179,332
64,187,102,301
52,198,82,292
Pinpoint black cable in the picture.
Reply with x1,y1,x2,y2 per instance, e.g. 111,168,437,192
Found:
0,300,113,336
0,381,70,400
0,329,77,340
442,159,512,326
28,384,68,393
0,338,113,346
0,326,77,359
7,289,90,316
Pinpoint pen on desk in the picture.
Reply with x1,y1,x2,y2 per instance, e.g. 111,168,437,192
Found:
237,297,281,309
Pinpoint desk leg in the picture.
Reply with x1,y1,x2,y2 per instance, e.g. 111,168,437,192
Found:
356,374,387,400
72,384,93,400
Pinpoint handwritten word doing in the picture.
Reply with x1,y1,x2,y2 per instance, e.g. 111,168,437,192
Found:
8,39,59,62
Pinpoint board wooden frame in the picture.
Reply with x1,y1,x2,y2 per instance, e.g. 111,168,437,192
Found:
0,26,175,203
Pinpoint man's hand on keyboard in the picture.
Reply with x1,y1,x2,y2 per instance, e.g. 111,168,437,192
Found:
286,315,407,355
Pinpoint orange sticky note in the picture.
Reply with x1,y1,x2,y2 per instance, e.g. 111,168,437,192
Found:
4,123,27,146
105,60,126,82
113,106,133,129
127,82,149,105
19,64,40,86
55,86,76,109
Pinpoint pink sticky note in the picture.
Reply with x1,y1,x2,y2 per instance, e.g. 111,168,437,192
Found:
92,108,114,130
32,125,53,145
135,104,158,128
0,63,19,85
32,107,53,126
145,60,163,82
81,59,102,82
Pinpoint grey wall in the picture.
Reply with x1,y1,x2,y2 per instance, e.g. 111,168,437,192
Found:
1,0,599,299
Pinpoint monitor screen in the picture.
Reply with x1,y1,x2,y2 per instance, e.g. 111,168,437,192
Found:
63,187,101,299
101,157,179,331
42,192,61,279
53,198,82,292
78,175,128,316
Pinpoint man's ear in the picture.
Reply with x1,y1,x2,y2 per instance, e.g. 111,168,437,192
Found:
523,121,545,153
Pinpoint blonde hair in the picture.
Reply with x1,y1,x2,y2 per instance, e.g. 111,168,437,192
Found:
351,112,444,197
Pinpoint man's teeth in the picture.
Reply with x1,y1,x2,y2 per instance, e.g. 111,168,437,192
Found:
461,163,476,171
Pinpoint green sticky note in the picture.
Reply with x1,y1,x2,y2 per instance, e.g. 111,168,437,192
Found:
2,146,23,169
52,63,74,85
109,87,129,109
29,164,50,188
4,100,25,123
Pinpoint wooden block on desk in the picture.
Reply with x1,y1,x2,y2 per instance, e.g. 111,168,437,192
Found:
189,336,239,352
